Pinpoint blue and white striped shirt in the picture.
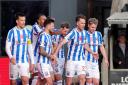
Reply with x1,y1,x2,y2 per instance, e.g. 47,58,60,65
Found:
52,35,65,59
6,26,32,63
86,31,103,63
31,23,44,64
65,28,87,61
38,32,53,64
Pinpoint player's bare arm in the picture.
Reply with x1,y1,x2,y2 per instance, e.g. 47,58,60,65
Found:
100,44,109,67
84,43,99,59
39,46,54,60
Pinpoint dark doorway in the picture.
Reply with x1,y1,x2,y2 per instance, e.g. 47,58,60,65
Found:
0,1,49,56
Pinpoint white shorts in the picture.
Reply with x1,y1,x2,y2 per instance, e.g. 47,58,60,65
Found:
66,61,86,77
53,58,65,75
9,63,30,80
37,63,53,79
85,61,99,79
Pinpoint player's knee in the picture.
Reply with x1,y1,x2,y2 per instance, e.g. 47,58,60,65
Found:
21,77,29,84
55,74,62,81
79,75,86,82
10,80,16,85
66,77,72,85
86,78,93,83
46,78,53,85
47,80,53,85
93,81,99,85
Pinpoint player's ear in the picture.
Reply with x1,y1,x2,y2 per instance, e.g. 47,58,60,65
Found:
16,20,18,24
76,21,79,26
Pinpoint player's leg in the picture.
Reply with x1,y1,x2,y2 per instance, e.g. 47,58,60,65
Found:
10,63,18,85
54,74,62,85
21,76,29,85
77,61,86,85
65,61,75,85
39,63,53,85
86,78,93,85
45,77,53,85
36,77,46,85
31,63,39,85
19,63,30,85
10,80,16,85
92,64,100,85
53,59,64,85
85,61,93,85
92,78,99,85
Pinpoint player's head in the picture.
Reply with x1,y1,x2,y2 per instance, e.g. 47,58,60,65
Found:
37,13,47,27
44,18,55,32
60,22,70,36
75,14,86,31
88,18,98,33
15,12,26,28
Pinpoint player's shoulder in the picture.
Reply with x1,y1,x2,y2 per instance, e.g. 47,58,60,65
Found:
39,31,46,37
69,28,76,34
82,29,87,33
24,27,31,34
95,31,102,35
8,26,16,33
32,22,38,27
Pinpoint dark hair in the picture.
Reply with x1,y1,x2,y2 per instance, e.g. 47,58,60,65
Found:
37,13,46,20
118,33,126,38
60,22,70,28
88,18,98,25
15,12,25,20
43,18,55,27
75,14,86,22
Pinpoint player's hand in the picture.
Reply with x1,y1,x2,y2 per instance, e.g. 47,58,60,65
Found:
29,64,34,73
10,57,16,65
50,55,57,64
105,59,109,67
92,52,99,60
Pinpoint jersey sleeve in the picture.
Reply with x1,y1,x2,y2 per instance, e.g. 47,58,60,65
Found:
6,29,14,43
33,25,42,35
27,30,32,45
38,34,45,47
98,32,103,46
64,30,75,42
26,29,34,64
6,29,14,59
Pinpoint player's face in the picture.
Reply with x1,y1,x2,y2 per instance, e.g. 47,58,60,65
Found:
16,16,26,28
88,23,97,33
76,18,86,31
38,16,47,27
118,36,126,43
61,27,69,36
48,22,55,32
